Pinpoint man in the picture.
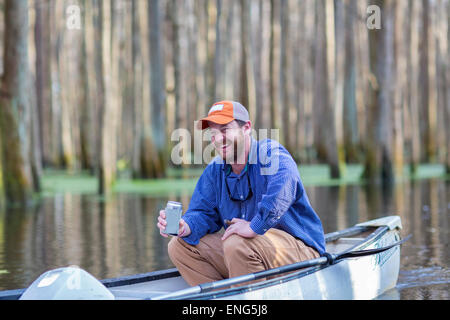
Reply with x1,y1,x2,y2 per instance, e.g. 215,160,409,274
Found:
157,100,325,286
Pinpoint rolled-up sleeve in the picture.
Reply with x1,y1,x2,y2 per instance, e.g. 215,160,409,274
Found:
250,146,300,235
181,166,221,245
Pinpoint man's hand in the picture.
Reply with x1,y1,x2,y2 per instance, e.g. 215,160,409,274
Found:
157,209,191,238
221,218,257,241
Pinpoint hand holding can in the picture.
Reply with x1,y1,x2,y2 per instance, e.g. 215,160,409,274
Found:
162,201,182,235
158,201,191,238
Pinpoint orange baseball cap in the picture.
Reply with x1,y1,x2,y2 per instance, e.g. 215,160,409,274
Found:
197,101,250,130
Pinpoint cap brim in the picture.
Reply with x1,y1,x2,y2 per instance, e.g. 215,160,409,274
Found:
197,115,235,130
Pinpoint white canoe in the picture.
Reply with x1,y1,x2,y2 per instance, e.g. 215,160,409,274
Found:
0,215,404,300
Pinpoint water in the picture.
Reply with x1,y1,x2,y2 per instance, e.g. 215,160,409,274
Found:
0,177,448,300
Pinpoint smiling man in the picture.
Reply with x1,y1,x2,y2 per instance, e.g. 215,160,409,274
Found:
157,100,325,286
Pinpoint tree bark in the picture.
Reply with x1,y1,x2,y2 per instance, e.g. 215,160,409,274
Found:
0,0,35,205
238,0,249,109
34,0,53,168
331,0,345,177
313,0,340,178
79,0,94,171
49,0,64,168
363,0,395,186
147,0,167,178
446,0,450,173
170,0,190,168
269,0,281,131
59,0,83,171
98,0,112,194
252,0,264,131
419,0,438,162
214,0,223,100
279,0,290,151
440,0,450,173
194,0,209,121
406,0,421,174
313,0,328,162
435,0,449,171
91,0,104,182
392,0,406,177
343,0,359,163
131,0,143,178
98,0,122,194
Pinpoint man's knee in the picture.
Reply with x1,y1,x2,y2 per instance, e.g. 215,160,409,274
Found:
223,234,253,259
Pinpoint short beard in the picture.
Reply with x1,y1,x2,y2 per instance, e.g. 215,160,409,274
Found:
219,136,246,165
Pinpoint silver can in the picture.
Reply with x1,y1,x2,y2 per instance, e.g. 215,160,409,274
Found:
163,201,182,236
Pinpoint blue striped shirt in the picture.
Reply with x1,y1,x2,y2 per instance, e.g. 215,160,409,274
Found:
181,137,326,255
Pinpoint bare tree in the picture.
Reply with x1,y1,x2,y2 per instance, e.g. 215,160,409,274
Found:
363,0,395,185
147,0,167,178
79,0,95,171
435,0,450,172
343,0,359,163
279,0,290,151
333,0,346,176
392,0,407,177
269,0,281,131
419,0,438,162
131,0,143,178
34,0,53,168
406,0,421,173
0,0,36,205
313,0,340,178
98,0,122,193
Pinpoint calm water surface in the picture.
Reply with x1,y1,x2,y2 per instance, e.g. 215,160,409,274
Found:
0,177,448,299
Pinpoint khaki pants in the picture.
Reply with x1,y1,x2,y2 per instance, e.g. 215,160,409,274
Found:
168,228,320,286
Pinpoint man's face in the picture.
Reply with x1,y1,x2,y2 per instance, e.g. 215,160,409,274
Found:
207,120,249,164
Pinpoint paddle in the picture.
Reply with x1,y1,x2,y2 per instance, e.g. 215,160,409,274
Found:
151,234,411,300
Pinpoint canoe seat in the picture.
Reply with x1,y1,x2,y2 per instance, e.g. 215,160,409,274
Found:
326,237,365,253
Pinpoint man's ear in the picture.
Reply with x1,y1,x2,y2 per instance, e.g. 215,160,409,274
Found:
244,121,252,135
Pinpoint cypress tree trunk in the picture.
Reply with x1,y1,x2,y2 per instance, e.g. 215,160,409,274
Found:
313,0,341,178
363,0,395,186
34,0,53,168
343,0,359,163
419,0,438,162
313,0,328,162
147,0,167,178
98,0,121,193
406,0,421,174
0,0,35,205
131,0,143,178
269,0,281,132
